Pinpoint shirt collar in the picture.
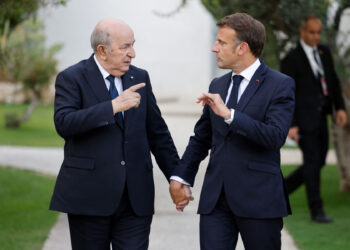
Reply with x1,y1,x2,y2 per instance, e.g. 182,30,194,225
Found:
300,39,317,54
93,54,110,79
231,59,261,82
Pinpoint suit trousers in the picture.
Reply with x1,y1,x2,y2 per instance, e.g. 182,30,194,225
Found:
285,115,329,215
67,187,152,250
200,189,283,250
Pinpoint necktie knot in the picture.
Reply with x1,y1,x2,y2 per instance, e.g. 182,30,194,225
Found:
232,74,243,87
106,74,115,83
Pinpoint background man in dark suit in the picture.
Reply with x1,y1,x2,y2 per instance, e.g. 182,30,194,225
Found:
170,13,295,250
281,16,347,223
50,18,179,249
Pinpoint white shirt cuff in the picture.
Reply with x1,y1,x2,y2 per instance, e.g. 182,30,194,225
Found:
170,176,190,186
224,109,235,125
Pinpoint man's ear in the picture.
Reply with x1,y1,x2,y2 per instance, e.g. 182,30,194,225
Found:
237,42,249,56
96,45,108,60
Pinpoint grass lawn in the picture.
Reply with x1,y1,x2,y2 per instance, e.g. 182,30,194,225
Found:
0,103,63,147
282,165,350,250
0,166,58,250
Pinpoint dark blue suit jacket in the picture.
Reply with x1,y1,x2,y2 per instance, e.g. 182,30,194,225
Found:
50,55,179,216
174,62,294,219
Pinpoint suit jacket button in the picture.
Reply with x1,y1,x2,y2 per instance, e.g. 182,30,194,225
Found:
121,160,126,166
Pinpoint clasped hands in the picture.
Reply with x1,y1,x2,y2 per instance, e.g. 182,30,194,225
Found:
169,180,194,212
169,93,231,211
112,83,145,114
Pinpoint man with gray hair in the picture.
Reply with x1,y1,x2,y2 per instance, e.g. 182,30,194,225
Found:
50,18,179,249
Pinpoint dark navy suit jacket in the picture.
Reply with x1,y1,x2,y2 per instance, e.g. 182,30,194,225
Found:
174,62,294,219
50,55,179,216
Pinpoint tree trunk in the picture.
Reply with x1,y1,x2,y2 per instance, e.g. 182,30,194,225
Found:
4,95,39,129
331,81,350,192
19,96,38,124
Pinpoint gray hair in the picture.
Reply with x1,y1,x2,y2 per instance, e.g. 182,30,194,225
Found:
90,28,111,53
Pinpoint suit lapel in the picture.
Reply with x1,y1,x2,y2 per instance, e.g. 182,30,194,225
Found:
85,54,124,130
217,73,232,101
296,43,318,82
85,55,111,102
236,62,266,111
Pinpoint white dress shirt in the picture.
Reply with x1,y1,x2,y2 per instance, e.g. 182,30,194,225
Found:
300,39,324,77
171,59,261,185
94,55,124,96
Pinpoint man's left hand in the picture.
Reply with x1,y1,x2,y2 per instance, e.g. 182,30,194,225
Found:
336,109,347,128
169,180,194,212
197,93,231,119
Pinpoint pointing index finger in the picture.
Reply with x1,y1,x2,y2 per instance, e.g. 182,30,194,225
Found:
129,83,146,92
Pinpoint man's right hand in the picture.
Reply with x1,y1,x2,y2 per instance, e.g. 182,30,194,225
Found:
169,180,194,212
196,93,231,120
288,126,299,143
112,83,146,114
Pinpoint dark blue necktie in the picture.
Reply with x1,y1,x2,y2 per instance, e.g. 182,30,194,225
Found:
226,74,244,109
106,75,124,125
107,75,119,99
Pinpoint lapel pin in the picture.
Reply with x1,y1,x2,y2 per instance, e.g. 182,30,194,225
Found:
256,79,259,83
319,50,323,55
130,75,134,80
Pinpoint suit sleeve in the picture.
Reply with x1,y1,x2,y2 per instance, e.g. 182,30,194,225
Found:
145,72,180,180
229,77,295,151
172,104,212,186
54,71,115,139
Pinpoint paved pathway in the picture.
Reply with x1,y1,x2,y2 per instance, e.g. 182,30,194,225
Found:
1,105,336,249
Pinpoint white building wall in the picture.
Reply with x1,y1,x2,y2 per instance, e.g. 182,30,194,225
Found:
39,0,218,102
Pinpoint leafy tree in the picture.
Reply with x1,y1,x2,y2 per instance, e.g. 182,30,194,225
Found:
1,20,62,128
0,0,67,35
0,0,66,128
